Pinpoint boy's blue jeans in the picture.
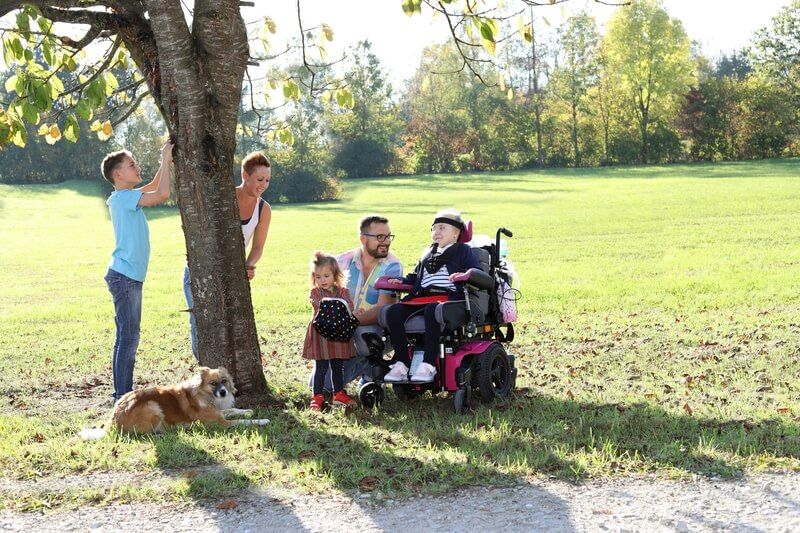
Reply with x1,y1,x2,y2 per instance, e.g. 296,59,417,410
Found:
104,268,142,401
183,266,199,360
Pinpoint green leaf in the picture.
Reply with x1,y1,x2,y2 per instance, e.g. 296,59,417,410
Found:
11,123,27,147
401,0,422,16
11,37,24,62
3,38,15,67
24,48,33,61
283,79,300,100
14,73,25,96
104,71,119,93
32,83,51,110
75,98,92,121
86,78,106,109
50,75,64,96
4,75,18,94
65,56,77,72
15,12,30,34
37,16,52,34
479,20,494,42
64,114,79,143
335,88,354,109
21,101,38,124
277,128,294,145
42,41,54,66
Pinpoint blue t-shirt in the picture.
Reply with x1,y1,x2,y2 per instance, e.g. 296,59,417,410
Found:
107,189,149,282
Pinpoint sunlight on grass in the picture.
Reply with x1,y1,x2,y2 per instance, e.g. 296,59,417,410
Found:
0,159,798,508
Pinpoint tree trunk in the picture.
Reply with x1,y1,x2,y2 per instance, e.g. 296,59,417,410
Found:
141,0,267,402
571,100,580,167
530,8,544,168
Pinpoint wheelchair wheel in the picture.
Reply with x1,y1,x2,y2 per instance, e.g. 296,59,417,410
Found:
476,344,512,403
359,382,384,408
392,384,420,401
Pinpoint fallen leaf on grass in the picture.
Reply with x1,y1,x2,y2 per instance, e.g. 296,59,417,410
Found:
358,476,380,492
216,500,238,510
683,403,693,416
298,450,316,460
777,407,792,415
565,389,574,400
182,470,198,479
32,433,44,443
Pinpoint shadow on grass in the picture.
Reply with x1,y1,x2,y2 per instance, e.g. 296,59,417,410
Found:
254,386,800,498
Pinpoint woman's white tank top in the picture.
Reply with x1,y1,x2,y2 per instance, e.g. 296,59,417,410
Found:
241,198,263,248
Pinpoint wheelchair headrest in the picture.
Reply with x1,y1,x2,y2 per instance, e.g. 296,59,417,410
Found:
458,220,473,243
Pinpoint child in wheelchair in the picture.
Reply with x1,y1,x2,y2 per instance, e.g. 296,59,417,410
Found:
383,209,481,383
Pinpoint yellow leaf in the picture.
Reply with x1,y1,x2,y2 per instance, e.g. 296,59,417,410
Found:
45,124,61,144
321,23,334,42
524,25,533,43
507,88,513,100
98,120,112,141
264,16,276,34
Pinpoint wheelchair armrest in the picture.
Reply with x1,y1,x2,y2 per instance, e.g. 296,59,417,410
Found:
451,268,494,291
374,275,413,292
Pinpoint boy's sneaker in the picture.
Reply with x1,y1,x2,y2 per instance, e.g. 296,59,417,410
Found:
409,362,436,383
309,394,324,411
332,390,355,407
383,361,409,382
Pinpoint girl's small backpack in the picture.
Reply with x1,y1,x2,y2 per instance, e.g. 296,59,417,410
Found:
313,298,358,342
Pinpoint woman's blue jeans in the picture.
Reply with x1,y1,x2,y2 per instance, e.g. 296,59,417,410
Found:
104,268,142,400
183,265,199,360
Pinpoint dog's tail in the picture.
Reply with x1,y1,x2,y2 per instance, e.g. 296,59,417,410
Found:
79,426,108,441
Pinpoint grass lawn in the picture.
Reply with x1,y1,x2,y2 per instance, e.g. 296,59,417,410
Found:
0,158,799,510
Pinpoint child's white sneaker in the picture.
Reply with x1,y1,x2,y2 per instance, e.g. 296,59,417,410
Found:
383,361,409,382
409,362,436,383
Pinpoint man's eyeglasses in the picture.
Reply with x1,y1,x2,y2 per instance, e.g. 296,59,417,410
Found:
361,233,395,243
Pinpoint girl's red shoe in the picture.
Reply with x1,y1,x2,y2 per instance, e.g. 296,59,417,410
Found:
309,394,324,411
332,390,354,406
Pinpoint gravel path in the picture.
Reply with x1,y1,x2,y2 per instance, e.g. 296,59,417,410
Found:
2,473,800,532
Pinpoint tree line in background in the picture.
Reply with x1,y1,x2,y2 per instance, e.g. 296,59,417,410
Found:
1,0,797,204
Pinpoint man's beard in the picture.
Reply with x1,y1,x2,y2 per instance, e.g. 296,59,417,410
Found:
366,244,389,259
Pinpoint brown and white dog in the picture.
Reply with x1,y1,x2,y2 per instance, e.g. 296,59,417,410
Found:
80,367,268,439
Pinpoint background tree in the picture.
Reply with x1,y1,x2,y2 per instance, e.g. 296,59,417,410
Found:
554,11,599,167
604,0,694,163
327,41,403,179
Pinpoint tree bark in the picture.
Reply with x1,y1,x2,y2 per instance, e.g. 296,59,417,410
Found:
134,0,267,402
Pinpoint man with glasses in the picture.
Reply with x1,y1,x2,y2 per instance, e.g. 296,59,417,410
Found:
331,215,403,387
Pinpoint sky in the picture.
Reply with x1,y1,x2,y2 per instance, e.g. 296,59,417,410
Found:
249,0,793,84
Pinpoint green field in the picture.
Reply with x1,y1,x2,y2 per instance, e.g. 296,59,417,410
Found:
1,159,799,510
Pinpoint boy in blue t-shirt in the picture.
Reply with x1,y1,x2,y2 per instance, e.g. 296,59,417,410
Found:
101,142,173,401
